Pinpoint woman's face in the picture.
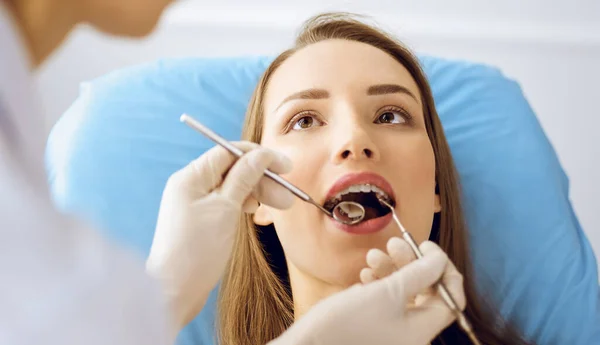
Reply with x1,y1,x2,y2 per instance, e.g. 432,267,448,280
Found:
254,39,440,290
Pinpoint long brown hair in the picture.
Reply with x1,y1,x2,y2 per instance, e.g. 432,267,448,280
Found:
218,13,532,345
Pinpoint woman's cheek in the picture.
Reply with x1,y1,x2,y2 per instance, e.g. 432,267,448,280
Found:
395,135,435,183
262,140,328,230
272,144,324,186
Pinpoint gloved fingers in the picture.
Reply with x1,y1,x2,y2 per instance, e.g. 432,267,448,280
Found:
406,242,465,332
414,287,435,306
360,267,377,284
387,237,416,270
361,238,416,283
419,241,466,310
387,237,428,305
379,242,448,307
252,175,296,210
406,282,465,334
242,196,260,213
366,248,397,279
220,148,294,208
404,300,457,343
175,141,259,197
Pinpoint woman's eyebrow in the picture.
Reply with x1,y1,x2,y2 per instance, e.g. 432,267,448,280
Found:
367,84,418,101
276,88,329,110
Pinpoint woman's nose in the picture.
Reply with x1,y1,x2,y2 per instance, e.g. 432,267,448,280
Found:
340,147,374,159
332,127,379,164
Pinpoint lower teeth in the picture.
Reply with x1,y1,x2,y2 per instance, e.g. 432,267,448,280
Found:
337,203,364,219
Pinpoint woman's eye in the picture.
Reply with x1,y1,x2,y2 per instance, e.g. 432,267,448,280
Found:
292,115,323,131
375,111,407,124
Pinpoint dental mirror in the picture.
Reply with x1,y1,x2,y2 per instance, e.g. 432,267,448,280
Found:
331,201,366,225
180,114,367,226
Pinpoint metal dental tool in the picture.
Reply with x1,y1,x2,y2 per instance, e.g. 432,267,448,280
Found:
180,114,365,225
378,198,482,345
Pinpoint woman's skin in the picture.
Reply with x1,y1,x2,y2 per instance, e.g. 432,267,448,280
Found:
253,38,442,318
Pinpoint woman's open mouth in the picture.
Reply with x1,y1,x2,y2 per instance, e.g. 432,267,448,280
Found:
322,172,397,234
323,184,396,222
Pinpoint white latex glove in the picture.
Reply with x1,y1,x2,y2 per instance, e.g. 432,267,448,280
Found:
360,237,427,306
360,237,418,284
269,240,465,345
146,142,294,330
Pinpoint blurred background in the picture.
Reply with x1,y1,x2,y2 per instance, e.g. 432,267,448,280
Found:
36,0,600,260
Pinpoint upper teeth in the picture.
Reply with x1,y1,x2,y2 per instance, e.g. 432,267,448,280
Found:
332,184,390,201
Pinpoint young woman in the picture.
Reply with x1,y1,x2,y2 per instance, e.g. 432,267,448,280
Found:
218,13,532,345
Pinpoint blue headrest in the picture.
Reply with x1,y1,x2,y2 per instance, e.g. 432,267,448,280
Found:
46,56,600,344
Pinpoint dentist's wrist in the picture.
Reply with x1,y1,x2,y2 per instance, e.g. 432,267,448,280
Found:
164,287,210,332
145,269,209,335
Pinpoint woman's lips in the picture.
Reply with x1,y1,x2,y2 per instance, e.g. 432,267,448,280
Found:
323,172,396,204
329,212,393,235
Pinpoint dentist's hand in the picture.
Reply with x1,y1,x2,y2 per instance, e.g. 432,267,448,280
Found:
360,236,427,307
146,142,294,330
269,241,466,345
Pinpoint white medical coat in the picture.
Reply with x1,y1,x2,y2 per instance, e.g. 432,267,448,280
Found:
0,3,171,344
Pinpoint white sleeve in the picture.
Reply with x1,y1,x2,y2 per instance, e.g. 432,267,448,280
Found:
0,158,172,345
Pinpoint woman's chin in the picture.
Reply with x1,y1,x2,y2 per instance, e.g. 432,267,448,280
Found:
320,254,376,287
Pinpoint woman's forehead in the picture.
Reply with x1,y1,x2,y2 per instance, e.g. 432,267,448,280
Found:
264,39,422,113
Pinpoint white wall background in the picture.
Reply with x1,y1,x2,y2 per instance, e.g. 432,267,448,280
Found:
36,0,600,260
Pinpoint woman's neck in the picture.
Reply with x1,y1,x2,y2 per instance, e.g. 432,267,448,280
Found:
6,0,78,67
288,263,346,319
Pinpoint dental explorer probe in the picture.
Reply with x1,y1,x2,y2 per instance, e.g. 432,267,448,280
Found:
378,198,483,345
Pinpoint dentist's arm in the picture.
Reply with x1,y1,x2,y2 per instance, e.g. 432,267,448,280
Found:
269,241,465,345
145,142,294,331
